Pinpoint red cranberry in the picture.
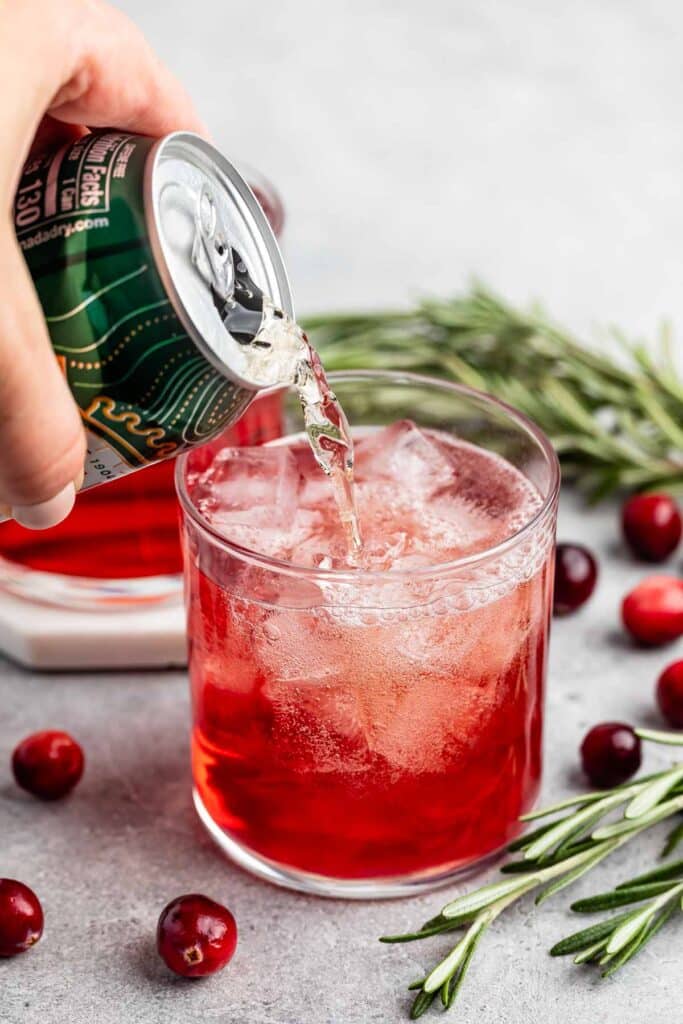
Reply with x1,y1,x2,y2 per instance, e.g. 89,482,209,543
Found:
157,894,237,978
553,543,598,615
656,659,683,728
0,880,43,957
622,493,682,562
580,722,642,788
12,730,84,800
622,575,683,646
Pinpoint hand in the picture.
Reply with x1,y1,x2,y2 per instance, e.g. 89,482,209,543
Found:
0,0,205,528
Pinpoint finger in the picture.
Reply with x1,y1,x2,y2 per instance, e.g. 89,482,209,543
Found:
0,0,204,527
47,1,206,137
0,232,86,527
0,0,206,203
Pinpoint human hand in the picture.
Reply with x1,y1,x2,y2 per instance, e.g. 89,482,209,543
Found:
0,0,205,528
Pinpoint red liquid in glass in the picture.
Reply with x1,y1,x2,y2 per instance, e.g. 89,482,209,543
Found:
186,425,553,879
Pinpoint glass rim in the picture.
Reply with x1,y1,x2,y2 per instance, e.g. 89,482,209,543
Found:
175,370,561,583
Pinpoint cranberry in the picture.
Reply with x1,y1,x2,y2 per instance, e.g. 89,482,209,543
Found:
0,880,43,957
622,575,683,646
157,894,237,978
622,493,682,562
656,659,683,728
580,722,642,788
553,543,598,615
12,730,84,800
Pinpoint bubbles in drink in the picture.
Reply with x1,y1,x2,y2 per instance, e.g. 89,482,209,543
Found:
189,419,542,574
186,416,554,880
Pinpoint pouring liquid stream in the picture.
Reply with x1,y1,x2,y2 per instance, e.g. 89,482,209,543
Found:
295,338,362,558
204,229,361,558
243,302,362,559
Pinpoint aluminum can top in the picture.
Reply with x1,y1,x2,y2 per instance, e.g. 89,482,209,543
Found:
146,132,295,391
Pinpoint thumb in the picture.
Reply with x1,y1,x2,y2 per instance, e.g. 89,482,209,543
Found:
0,230,86,528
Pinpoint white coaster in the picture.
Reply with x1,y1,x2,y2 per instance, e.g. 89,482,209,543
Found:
0,590,187,670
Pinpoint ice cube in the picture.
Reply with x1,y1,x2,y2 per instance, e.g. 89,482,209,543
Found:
428,434,541,526
298,471,336,510
354,420,455,499
359,672,459,772
194,445,302,534
257,610,371,765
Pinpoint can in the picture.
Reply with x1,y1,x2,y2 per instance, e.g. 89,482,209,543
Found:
14,131,296,491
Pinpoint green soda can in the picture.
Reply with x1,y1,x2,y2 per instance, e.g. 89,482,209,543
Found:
14,131,297,490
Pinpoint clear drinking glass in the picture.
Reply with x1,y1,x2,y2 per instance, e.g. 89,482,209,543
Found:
177,372,560,898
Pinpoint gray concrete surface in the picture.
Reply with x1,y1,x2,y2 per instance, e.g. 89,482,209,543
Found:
2,491,681,1024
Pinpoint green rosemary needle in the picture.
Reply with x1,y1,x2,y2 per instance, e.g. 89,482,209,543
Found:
306,284,683,500
380,755,683,1019
551,864,683,976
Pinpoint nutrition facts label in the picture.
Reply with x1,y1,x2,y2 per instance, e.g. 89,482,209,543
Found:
15,133,133,240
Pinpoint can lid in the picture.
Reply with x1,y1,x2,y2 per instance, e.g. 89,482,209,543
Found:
146,132,296,390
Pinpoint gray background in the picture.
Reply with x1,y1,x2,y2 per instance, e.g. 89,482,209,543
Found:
121,0,683,349
3,2,683,1022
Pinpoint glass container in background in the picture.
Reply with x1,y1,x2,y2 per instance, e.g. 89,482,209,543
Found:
177,372,559,897
0,168,285,609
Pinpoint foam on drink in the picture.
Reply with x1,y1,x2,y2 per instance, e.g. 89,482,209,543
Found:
188,419,541,574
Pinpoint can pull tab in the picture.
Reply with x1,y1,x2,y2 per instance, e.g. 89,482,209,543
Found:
191,182,282,350
191,184,234,303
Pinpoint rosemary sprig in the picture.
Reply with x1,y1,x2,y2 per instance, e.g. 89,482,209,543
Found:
381,756,683,1019
551,860,683,976
636,727,683,747
306,285,683,499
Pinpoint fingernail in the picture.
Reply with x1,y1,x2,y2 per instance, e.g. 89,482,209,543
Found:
12,482,76,530
73,466,85,491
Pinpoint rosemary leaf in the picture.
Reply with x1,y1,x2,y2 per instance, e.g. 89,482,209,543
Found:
520,792,607,822
423,916,490,993
507,820,559,853
410,989,436,1019
379,917,470,943
310,284,683,499
525,792,634,859
606,882,683,954
446,922,486,1008
600,923,650,975
500,859,545,874
601,902,680,978
520,775,660,823
550,911,638,957
573,938,609,964
624,766,683,820
571,881,677,912
535,842,617,906
635,728,683,747
441,878,534,920
592,795,683,840
661,822,683,859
